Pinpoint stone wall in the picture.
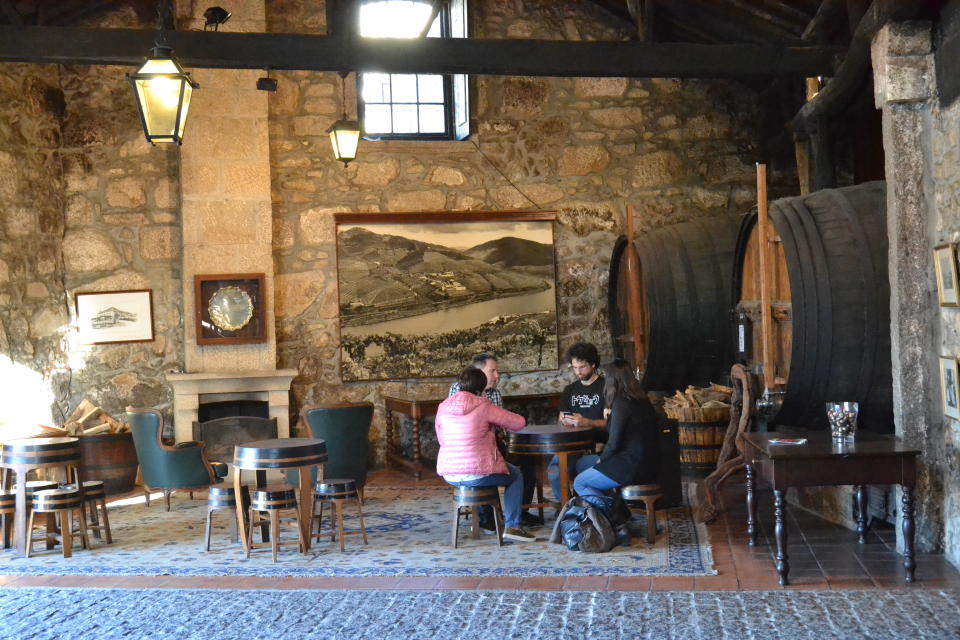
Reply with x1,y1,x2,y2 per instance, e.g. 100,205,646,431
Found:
268,0,775,464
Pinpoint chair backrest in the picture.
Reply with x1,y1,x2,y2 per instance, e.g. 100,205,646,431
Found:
302,403,373,487
127,407,212,489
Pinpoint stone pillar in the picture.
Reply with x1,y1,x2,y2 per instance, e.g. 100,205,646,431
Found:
871,21,938,552
178,1,277,373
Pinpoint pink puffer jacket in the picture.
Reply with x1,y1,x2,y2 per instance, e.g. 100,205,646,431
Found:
435,391,526,476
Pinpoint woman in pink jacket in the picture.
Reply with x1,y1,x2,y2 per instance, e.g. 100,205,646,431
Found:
435,367,535,542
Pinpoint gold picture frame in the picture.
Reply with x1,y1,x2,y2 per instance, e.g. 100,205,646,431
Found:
940,356,960,420
934,244,959,306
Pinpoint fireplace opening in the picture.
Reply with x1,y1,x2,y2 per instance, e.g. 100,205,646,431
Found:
193,400,277,463
198,400,269,423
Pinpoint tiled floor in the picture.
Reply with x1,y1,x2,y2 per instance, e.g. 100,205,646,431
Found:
2,469,958,592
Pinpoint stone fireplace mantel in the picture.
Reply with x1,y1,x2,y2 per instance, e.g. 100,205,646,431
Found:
167,369,297,443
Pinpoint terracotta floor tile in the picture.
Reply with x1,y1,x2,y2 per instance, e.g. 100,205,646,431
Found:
607,576,651,592
347,577,403,589
434,577,483,590
392,577,443,590
477,576,522,590
520,576,564,591
693,576,739,591
650,577,695,591
562,576,609,591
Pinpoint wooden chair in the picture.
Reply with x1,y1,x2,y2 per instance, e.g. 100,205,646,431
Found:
451,486,503,548
72,480,112,544
622,483,663,544
247,486,304,562
203,483,248,551
28,487,90,558
313,478,368,551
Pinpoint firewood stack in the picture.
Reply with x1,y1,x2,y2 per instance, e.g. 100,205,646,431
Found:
663,384,733,422
63,399,130,436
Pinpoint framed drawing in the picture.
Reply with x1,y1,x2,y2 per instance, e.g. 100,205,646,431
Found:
940,356,960,420
194,273,266,345
75,289,154,345
934,244,959,306
335,212,560,381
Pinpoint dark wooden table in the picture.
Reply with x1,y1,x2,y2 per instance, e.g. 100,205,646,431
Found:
1,437,84,557
383,392,561,479
739,431,919,586
233,438,327,554
507,424,595,507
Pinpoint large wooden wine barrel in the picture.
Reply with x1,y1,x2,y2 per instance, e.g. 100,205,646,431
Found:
608,215,740,392
78,433,139,495
733,181,892,431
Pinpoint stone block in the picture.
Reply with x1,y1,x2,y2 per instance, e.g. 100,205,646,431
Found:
102,213,147,226
300,206,349,245
180,162,220,196
80,269,150,292
350,159,401,186
500,78,549,114
30,307,67,338
386,190,446,211
25,282,47,298
63,230,123,272
5,207,34,238
105,177,147,209
0,151,17,201
632,151,685,188
0,259,8,283
587,107,645,129
575,77,628,98
276,270,326,318
140,226,181,261
292,115,332,137
425,166,466,186
197,200,266,245
221,161,271,197
558,145,610,176
303,98,338,115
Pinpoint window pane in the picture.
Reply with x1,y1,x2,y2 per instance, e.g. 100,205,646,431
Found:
364,104,393,134
361,73,391,103
390,74,418,103
417,75,444,103
359,1,434,38
392,104,418,133
426,12,442,37
419,105,446,133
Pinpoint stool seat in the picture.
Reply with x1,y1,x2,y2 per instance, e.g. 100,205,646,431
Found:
15,480,59,496
28,488,89,558
208,483,241,508
247,485,303,562
0,489,15,511
313,478,367,552
203,484,247,551
621,483,663,545
451,486,503,548
32,487,82,511
63,481,112,545
251,486,297,511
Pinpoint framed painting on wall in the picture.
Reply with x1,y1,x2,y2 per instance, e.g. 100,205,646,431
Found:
335,212,560,381
194,273,267,345
75,289,154,345
934,244,959,306
940,356,960,420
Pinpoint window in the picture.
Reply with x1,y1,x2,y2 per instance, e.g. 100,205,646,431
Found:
358,0,469,140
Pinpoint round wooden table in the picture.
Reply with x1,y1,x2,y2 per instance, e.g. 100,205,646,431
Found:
233,438,327,554
1,437,84,557
507,425,595,508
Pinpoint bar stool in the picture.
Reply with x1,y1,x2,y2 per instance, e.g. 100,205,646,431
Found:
622,483,663,544
16,480,58,551
0,489,14,549
204,483,249,551
247,486,304,562
28,487,89,558
451,486,503,548
63,481,112,544
313,479,368,552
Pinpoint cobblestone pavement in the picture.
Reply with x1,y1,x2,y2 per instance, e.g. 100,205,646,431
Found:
1,587,958,639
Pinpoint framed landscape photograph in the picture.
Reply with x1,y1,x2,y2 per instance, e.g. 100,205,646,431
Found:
940,356,960,420
75,289,154,345
934,244,959,306
194,273,266,345
335,212,559,381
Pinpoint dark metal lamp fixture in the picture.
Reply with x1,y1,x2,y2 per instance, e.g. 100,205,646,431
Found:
327,71,360,167
126,41,198,145
203,6,231,31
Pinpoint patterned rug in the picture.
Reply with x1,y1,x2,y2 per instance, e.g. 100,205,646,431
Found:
0,484,714,577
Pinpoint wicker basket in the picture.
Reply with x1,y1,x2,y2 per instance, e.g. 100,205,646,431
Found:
664,405,730,423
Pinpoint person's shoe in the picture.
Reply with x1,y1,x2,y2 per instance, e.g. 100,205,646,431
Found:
520,511,544,527
503,527,537,542
478,518,497,534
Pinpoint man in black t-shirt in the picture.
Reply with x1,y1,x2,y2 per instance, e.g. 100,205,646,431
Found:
548,342,608,502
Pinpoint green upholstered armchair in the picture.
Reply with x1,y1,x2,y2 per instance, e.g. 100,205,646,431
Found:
126,407,226,511
288,402,373,497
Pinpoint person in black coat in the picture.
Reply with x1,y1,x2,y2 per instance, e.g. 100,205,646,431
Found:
571,359,660,507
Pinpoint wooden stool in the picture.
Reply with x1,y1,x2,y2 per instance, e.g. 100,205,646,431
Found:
313,479,368,552
28,487,89,558
0,489,14,549
204,484,248,551
15,480,59,507
247,486,304,562
622,484,663,544
451,486,503,548
65,481,112,544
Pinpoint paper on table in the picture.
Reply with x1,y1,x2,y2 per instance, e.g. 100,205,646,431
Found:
768,437,808,445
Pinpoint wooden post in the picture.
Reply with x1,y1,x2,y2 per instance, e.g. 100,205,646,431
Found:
756,163,776,391
624,205,646,373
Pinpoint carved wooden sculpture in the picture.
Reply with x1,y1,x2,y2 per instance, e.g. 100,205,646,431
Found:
699,363,755,523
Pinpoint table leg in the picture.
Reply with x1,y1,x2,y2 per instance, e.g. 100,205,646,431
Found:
855,485,868,544
13,470,27,557
255,470,269,543
902,484,916,583
234,469,249,554
773,489,789,586
385,409,396,469
557,452,572,506
745,463,757,546
298,467,312,553
411,410,422,480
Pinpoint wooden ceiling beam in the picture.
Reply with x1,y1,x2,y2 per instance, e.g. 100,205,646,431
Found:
0,25,840,78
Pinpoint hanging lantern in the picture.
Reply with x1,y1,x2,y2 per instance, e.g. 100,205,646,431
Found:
327,118,361,167
126,44,198,145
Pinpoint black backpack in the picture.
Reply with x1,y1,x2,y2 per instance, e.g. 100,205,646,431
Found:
549,498,617,553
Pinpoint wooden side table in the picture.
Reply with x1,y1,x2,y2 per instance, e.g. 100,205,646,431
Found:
233,438,327,554
507,424,595,507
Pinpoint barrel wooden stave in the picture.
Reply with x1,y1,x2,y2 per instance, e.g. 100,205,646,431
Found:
677,420,726,473
733,182,892,431
78,433,139,496
233,438,328,470
609,215,741,392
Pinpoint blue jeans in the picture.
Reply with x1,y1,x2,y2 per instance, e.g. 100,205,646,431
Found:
573,460,621,508
446,462,523,529
547,453,595,503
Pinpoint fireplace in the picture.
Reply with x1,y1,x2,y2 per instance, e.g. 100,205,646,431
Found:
192,399,277,463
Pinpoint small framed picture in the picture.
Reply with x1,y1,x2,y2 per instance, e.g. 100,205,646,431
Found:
934,244,959,306
194,273,267,345
940,356,960,420
75,289,154,345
